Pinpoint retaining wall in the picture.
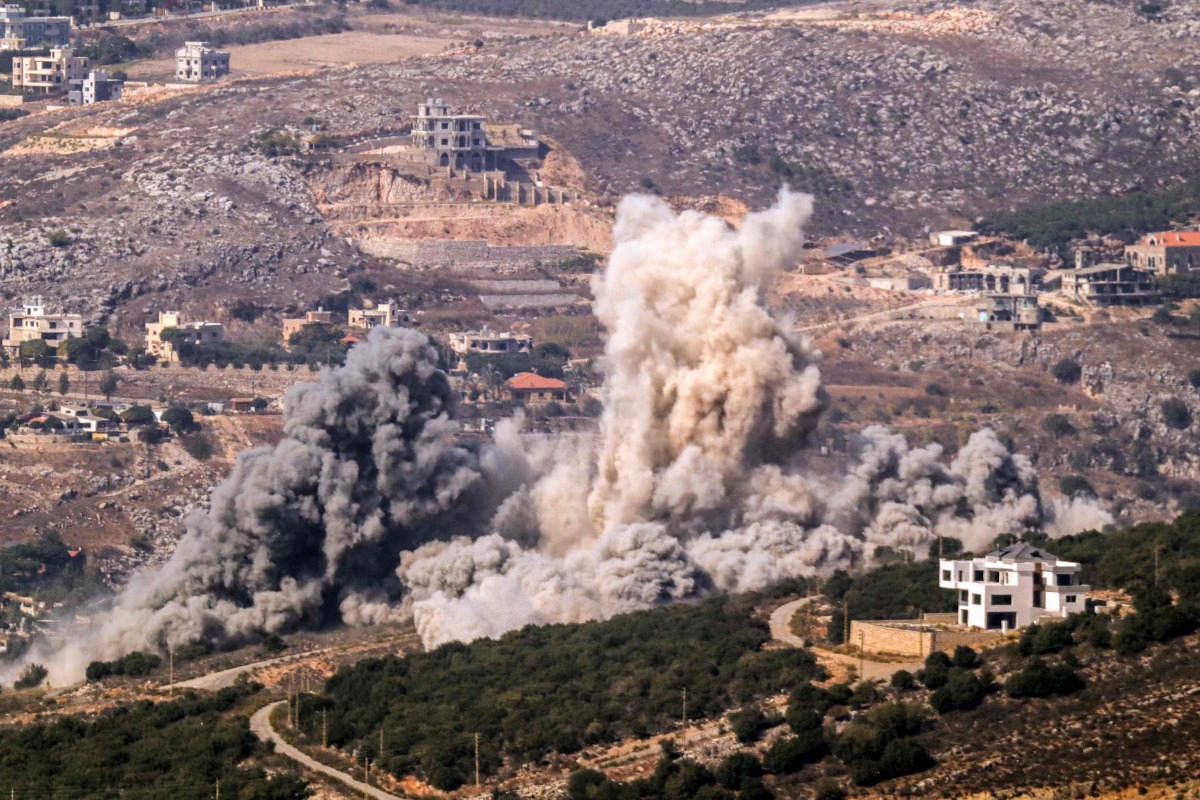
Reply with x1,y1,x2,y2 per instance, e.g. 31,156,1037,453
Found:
849,619,1005,658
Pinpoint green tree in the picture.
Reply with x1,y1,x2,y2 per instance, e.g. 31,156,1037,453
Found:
31,370,47,392
99,371,118,400
1052,359,1082,384
121,405,156,425
162,406,195,433
9,374,25,391
1161,398,1192,430
19,339,48,367
57,371,69,395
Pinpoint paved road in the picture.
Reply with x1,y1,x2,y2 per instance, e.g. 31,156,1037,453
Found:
769,598,924,682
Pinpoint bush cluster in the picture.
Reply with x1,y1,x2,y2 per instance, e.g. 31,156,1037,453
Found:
311,597,818,790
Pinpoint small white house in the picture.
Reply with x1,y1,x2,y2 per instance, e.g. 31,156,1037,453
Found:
931,230,979,247
939,542,1089,631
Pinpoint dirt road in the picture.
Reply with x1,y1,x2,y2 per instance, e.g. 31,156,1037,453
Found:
769,598,924,682
252,701,403,800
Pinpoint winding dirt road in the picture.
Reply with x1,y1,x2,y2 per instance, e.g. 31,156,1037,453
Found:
252,701,404,800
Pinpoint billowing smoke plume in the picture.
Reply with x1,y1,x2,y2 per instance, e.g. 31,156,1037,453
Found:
39,189,1108,680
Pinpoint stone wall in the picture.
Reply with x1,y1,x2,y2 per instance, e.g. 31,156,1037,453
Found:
369,239,579,269
850,619,1005,658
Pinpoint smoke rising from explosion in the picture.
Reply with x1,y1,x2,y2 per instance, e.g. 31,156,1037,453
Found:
39,189,1108,681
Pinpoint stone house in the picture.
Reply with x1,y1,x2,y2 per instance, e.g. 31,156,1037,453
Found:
1124,231,1200,275
175,41,229,82
1059,263,1160,306
144,311,224,362
12,47,88,94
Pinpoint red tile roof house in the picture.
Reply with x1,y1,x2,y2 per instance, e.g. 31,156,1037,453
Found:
505,372,570,405
1125,231,1200,275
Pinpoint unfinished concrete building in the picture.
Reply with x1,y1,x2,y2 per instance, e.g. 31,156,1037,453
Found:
175,41,229,83
966,294,1043,332
412,98,493,171
1059,264,1160,306
933,265,1042,295
1124,231,1200,275
449,325,532,355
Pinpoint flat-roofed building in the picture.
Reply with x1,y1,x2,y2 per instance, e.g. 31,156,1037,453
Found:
68,69,123,105
175,41,229,82
347,302,408,331
0,5,70,49
2,296,83,358
13,47,88,94
1061,263,1160,306
281,308,335,348
145,310,224,362
449,325,531,355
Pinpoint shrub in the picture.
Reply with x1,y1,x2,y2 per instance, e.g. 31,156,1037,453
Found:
1042,413,1075,437
890,669,915,690
813,780,846,800
1018,622,1074,656
924,382,946,397
261,633,288,653
8,374,24,391
162,406,195,433
14,663,48,689
46,229,71,248
1190,369,1200,389
917,651,951,689
714,753,762,789
1161,398,1192,430
1059,474,1096,498
929,669,985,714
950,645,979,669
763,730,827,774
1053,359,1082,384
728,706,769,744
1004,660,1084,698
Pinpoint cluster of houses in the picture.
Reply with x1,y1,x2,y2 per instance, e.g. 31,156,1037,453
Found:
823,227,1190,333
6,37,228,106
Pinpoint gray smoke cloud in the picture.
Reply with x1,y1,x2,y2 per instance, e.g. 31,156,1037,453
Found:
33,188,1109,681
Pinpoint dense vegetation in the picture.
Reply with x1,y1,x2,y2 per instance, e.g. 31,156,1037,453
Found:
0,686,309,799
979,177,1200,255
463,342,572,380
305,597,819,790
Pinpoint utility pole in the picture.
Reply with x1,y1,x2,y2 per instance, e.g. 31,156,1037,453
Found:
379,727,384,760
322,709,328,747
843,601,850,644
168,647,174,694
858,630,865,681
364,759,371,792
474,732,480,786
681,688,687,727
215,779,220,800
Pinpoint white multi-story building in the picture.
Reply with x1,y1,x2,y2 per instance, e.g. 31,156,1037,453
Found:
69,69,123,105
175,41,229,82
939,542,1089,632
